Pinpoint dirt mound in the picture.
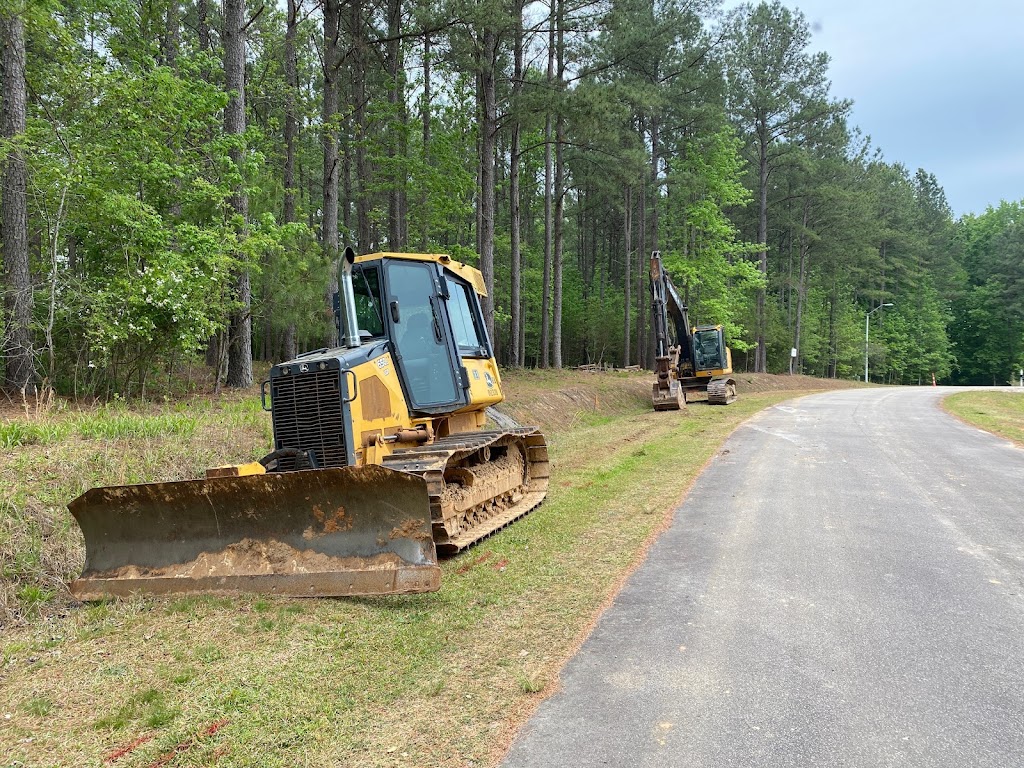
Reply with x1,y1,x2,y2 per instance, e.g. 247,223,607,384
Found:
496,369,651,433
733,372,862,394
496,369,858,434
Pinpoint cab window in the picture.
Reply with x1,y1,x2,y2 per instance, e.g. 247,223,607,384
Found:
447,280,489,357
352,265,385,337
693,329,724,370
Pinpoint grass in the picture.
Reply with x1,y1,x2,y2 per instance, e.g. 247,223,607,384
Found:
0,392,273,625
0,369,845,767
943,390,1024,446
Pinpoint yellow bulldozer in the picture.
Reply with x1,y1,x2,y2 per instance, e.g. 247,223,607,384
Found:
649,251,737,409
69,248,549,599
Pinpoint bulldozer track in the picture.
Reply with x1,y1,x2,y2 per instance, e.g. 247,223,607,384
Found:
381,427,549,556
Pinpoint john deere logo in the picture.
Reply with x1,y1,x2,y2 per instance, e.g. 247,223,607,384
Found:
484,372,494,387
299,363,309,373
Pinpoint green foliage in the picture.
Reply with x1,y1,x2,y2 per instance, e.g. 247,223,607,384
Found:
880,285,954,383
662,129,764,349
949,201,1024,384
3,0,981,388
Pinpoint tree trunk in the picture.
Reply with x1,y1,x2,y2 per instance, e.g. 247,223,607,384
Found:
163,0,180,70
540,8,555,368
552,148,564,369
755,129,769,372
1,8,33,392
636,149,646,367
552,2,564,368
420,31,432,250
196,0,211,60
274,0,300,362
283,0,299,226
323,0,341,346
644,115,660,369
508,2,524,367
165,0,183,220
623,186,632,368
478,29,498,342
197,0,216,367
282,323,297,361
827,277,838,378
351,0,371,250
386,0,403,249
792,198,810,375
224,0,252,388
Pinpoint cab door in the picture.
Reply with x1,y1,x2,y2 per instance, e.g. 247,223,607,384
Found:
383,259,467,413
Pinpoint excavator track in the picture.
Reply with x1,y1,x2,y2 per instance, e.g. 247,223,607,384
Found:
706,376,738,405
381,427,549,555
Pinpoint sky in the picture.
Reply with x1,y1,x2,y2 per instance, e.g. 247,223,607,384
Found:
723,0,1024,217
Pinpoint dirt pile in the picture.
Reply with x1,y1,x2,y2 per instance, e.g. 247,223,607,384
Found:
733,372,862,395
497,368,858,434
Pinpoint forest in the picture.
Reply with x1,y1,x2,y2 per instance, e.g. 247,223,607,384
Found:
1,0,1022,397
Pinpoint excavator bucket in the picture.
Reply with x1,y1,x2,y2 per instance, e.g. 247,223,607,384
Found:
69,465,441,600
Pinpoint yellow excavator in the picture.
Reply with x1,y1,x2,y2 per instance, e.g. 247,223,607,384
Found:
69,248,548,599
649,251,737,409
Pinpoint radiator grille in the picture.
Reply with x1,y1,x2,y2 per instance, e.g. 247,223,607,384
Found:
271,369,348,469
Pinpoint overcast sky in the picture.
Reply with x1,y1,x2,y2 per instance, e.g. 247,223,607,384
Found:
723,0,1024,217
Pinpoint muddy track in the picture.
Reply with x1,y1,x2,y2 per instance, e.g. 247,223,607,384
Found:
381,428,550,555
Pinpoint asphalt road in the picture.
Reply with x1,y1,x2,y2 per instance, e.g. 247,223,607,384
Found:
501,387,1024,768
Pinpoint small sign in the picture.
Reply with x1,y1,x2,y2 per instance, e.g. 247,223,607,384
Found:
790,348,797,358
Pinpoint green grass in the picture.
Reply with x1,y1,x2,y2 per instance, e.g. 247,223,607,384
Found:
0,411,202,448
943,390,1024,445
94,688,179,731
21,696,55,718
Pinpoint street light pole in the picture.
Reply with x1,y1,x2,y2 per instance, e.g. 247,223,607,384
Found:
864,303,894,383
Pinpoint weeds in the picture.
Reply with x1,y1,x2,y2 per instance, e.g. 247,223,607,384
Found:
94,688,178,731
516,672,545,694
21,697,55,717
0,412,199,447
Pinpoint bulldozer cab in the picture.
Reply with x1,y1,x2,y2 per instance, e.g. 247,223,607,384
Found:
348,256,491,415
68,250,518,601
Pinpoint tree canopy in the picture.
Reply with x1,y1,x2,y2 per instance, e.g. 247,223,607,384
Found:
1,0,1019,396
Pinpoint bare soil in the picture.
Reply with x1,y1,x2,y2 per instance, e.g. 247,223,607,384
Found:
98,540,409,580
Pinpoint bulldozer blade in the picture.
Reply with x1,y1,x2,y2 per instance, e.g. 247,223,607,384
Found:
69,465,440,600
